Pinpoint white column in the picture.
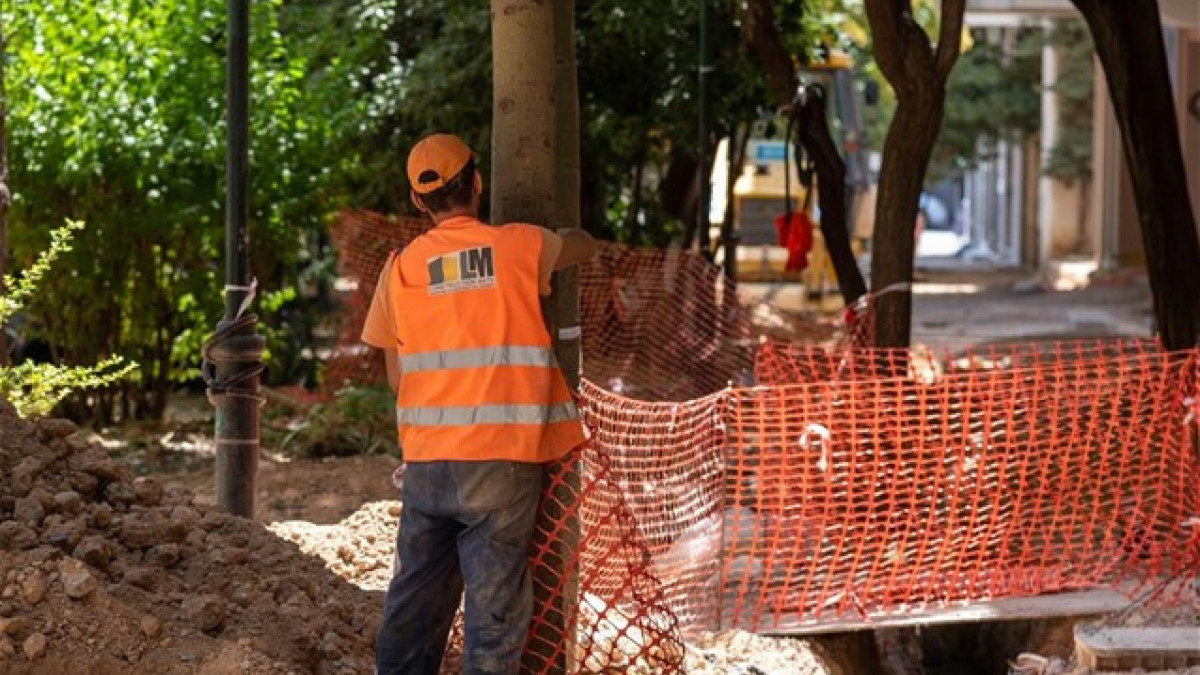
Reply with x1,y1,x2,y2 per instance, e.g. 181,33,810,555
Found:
1005,139,1024,266
1090,56,1121,270
1037,19,1059,272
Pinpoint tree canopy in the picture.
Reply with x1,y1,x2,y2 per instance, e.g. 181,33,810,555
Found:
6,0,344,418
0,0,1112,416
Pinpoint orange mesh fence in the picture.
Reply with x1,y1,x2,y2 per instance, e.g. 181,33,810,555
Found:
580,244,753,400
566,343,1199,637
728,339,1199,630
326,210,753,400
525,441,688,674
576,383,729,633
755,335,1174,384
324,211,431,392
326,210,1200,673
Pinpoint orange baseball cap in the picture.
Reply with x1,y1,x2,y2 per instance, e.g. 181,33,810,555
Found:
407,134,473,194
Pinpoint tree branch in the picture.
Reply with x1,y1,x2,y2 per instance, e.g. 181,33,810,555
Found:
865,0,911,88
742,0,796,103
934,0,967,79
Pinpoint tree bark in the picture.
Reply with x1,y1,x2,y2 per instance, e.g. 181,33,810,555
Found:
794,92,870,304
742,0,868,306
493,1,579,672
864,0,966,349
551,0,582,390
545,5,584,673
491,0,556,226
1069,0,1200,350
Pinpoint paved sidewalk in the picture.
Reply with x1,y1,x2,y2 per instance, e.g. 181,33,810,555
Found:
738,268,1156,354
910,270,1155,353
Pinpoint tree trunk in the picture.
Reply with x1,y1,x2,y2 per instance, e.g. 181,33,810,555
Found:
551,0,582,391
538,4,584,671
795,93,870,304
1070,0,1200,350
491,0,556,225
871,87,944,347
864,0,966,349
742,0,868,306
493,1,577,672
151,326,171,420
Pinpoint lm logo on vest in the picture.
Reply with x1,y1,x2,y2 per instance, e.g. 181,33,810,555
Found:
427,246,496,295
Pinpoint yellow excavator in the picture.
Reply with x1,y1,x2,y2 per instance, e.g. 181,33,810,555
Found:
709,50,870,312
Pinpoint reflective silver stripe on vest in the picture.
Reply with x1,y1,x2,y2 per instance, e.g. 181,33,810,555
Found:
400,346,555,373
396,402,579,427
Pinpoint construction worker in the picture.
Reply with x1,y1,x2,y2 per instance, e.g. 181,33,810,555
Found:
362,133,597,675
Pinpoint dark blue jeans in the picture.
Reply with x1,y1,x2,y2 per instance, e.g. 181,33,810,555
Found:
376,460,544,675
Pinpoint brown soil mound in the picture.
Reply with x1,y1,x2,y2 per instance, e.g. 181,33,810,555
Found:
0,400,380,675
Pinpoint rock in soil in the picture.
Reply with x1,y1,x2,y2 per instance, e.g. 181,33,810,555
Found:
0,402,379,674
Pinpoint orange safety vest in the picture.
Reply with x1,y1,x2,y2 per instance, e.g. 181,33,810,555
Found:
384,216,585,463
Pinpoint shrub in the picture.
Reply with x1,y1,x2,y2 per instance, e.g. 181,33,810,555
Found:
0,221,137,417
277,385,396,459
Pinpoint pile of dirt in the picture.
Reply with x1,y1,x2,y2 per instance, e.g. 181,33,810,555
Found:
0,399,380,674
269,501,401,593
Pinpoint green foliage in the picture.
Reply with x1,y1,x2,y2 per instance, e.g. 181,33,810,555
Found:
1043,20,1094,184
0,358,137,419
278,0,493,214
0,220,84,322
4,0,348,419
0,221,137,418
932,27,1042,179
277,386,396,459
288,0,773,246
578,0,766,244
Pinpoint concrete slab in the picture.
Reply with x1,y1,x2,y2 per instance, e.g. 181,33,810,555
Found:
756,588,1132,637
1075,626,1200,671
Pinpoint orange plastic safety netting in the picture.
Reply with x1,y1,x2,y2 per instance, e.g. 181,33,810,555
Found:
579,244,753,400
736,337,1200,629
326,210,1200,673
326,210,755,400
322,211,430,393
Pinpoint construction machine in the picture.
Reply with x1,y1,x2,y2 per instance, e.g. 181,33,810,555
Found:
709,51,871,310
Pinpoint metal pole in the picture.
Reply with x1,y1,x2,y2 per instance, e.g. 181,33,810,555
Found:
212,0,264,518
226,0,249,298
697,0,712,257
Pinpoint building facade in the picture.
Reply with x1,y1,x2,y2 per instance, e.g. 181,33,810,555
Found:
963,0,1200,280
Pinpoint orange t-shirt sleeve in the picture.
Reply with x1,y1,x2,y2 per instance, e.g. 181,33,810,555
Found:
361,254,399,349
535,227,563,296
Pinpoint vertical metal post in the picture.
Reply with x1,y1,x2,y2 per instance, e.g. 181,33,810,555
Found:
697,0,713,256
226,0,250,301
212,0,263,518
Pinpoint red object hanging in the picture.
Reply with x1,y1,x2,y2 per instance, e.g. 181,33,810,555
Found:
773,211,814,272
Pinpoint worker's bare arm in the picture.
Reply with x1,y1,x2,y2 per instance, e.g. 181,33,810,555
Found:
554,229,599,270
383,348,401,394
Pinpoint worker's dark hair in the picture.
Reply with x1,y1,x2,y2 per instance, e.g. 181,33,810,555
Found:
415,158,476,214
